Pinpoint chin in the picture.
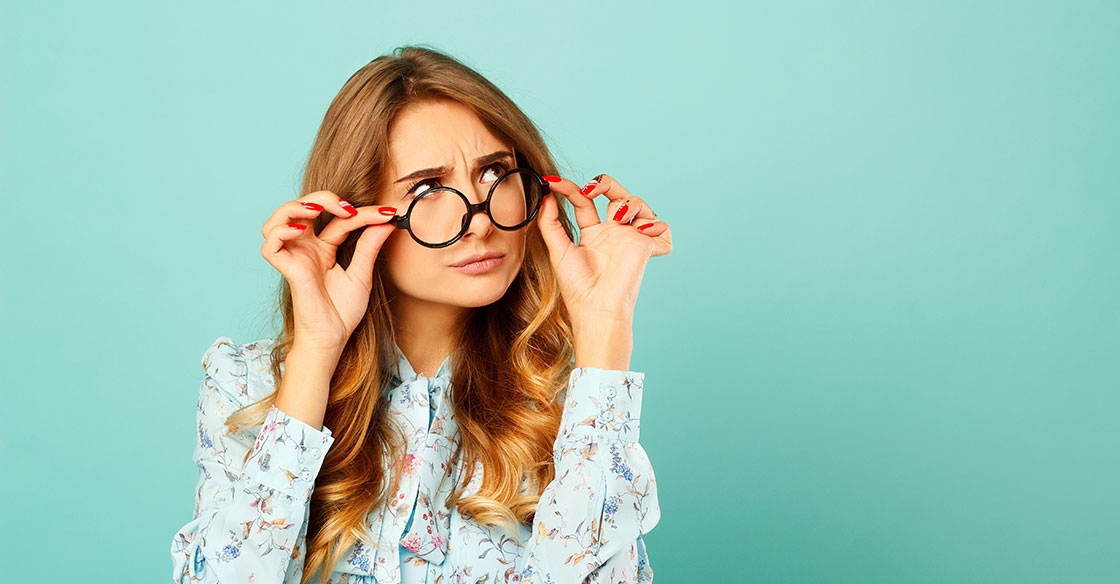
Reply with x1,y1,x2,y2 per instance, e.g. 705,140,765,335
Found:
456,290,509,308
449,272,516,307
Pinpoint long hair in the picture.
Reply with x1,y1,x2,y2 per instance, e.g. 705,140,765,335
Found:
222,45,579,584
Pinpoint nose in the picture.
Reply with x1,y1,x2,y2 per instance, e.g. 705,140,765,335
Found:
460,199,495,240
458,181,495,241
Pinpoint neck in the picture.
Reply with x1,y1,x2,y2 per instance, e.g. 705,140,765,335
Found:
390,293,468,378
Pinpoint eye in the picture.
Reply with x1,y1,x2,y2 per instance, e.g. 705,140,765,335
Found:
480,161,510,184
404,176,442,199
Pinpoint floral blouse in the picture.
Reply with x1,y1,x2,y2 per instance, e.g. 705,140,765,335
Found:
170,336,661,583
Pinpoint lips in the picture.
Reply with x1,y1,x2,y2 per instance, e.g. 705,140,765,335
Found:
450,251,505,268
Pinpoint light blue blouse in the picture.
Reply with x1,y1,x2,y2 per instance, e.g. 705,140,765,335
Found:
170,336,660,583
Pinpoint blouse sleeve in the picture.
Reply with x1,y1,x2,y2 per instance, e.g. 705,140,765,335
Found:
170,337,336,583
514,367,661,583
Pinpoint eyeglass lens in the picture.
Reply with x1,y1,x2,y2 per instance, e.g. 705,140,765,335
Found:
409,169,543,246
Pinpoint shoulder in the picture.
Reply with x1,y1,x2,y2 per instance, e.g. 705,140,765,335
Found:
200,335,281,409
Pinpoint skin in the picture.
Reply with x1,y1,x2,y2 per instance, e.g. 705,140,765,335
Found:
258,98,673,429
379,99,530,377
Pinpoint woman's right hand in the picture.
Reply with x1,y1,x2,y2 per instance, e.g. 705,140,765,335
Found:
260,191,399,355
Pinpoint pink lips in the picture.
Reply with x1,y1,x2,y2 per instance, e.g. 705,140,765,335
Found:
451,254,505,274
450,251,505,268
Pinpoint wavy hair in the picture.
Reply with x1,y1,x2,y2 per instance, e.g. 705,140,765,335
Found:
222,45,579,584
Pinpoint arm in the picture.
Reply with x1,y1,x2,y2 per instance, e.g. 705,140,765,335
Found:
170,338,336,583
514,366,661,583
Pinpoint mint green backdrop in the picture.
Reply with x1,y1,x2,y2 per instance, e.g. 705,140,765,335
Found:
2,1,1116,582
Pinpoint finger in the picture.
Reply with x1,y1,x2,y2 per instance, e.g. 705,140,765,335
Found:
536,191,575,266
317,204,400,247
636,220,673,257
260,221,311,275
346,221,396,285
542,175,600,230
579,173,631,204
606,195,656,225
261,191,359,238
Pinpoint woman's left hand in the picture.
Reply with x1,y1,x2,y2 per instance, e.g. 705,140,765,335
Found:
536,173,673,327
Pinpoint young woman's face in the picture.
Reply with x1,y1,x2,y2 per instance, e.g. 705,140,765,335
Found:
379,99,528,309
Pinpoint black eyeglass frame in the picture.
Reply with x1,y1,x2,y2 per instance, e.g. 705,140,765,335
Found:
388,152,551,249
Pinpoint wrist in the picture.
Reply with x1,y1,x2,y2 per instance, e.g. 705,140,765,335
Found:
289,339,343,368
571,310,633,332
275,344,339,430
572,316,634,371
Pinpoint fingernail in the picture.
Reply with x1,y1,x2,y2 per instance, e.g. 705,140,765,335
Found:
638,222,654,231
300,202,324,211
288,224,307,231
339,200,358,216
613,204,628,222
580,180,598,195
379,206,397,216
542,175,562,183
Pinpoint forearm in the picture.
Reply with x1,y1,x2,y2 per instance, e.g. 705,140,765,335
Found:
514,365,659,582
572,316,634,371
173,474,313,583
273,343,340,430
174,368,335,583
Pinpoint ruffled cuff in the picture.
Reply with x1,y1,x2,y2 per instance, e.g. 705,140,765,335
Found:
239,405,335,502
557,367,645,443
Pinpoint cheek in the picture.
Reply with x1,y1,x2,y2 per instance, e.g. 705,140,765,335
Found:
380,229,404,266
505,231,529,270
382,231,421,282
383,230,449,286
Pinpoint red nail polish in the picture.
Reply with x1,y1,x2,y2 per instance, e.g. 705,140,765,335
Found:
288,224,307,230
300,202,324,211
638,222,654,231
379,206,397,216
580,180,598,195
542,175,561,183
339,200,358,216
613,204,628,221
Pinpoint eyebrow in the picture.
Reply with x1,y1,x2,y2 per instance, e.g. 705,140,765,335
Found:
394,150,515,185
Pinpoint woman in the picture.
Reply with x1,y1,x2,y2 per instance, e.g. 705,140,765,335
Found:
171,45,673,584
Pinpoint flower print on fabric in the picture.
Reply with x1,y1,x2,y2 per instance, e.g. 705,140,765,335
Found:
171,337,335,584
172,338,661,584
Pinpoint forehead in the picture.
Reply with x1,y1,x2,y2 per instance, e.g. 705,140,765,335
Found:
387,100,509,171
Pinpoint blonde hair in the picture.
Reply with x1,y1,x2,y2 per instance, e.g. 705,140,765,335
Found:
223,44,579,584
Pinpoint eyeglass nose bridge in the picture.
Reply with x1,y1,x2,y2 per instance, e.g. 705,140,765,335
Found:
463,195,499,229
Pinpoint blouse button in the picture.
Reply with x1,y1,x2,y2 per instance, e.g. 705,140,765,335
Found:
300,469,312,482
310,447,321,459
600,409,614,424
605,386,617,399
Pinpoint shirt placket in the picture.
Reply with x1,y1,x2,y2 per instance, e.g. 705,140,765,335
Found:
361,375,430,584
399,375,452,567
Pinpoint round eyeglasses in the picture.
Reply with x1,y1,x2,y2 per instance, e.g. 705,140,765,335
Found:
388,162,550,248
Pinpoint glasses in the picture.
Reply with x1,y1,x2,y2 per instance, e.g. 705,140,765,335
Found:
388,153,550,248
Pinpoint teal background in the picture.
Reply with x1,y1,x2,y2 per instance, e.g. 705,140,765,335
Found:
1,1,1117,581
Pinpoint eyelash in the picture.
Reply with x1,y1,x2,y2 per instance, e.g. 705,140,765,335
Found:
404,161,511,198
